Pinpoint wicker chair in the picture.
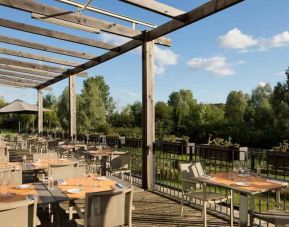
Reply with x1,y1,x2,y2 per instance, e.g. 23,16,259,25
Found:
179,162,232,227
0,199,38,227
107,151,132,184
75,187,133,227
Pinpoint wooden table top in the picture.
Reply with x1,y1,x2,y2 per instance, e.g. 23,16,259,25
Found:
57,177,116,199
194,172,288,195
0,176,120,204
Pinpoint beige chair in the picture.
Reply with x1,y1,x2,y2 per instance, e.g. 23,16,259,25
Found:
0,199,38,227
108,152,132,184
0,168,22,185
75,187,133,227
33,152,57,162
57,166,86,220
179,162,232,227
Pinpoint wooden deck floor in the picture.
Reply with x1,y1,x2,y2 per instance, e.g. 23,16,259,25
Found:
132,190,237,227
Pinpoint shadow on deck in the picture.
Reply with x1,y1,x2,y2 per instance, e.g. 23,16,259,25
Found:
132,190,237,227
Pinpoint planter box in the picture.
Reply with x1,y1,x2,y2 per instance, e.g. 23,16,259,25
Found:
198,145,247,162
266,150,289,169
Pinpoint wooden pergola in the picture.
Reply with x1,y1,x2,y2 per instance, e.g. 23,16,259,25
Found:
0,0,244,189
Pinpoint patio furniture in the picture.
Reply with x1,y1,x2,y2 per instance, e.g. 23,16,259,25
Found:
75,186,133,227
179,162,232,227
0,168,22,185
192,172,288,227
253,188,289,226
48,162,79,180
0,199,38,227
107,151,132,184
33,152,58,161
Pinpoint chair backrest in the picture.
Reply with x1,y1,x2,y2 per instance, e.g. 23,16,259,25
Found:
49,165,84,180
110,152,131,171
84,187,133,227
0,199,37,227
33,152,57,161
179,162,205,191
0,168,22,185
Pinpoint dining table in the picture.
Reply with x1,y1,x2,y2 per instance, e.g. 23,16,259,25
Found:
0,175,130,226
193,172,288,227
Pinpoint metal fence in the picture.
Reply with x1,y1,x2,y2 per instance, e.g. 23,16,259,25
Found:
44,132,289,225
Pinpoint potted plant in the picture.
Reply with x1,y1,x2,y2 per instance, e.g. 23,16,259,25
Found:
267,141,289,168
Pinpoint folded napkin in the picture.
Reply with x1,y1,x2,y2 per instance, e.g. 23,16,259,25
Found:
201,175,214,180
266,179,288,186
116,183,126,188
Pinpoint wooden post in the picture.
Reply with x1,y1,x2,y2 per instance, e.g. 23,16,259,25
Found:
69,75,77,141
142,31,155,190
37,89,43,135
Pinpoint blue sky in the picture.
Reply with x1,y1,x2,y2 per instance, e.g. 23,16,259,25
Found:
0,0,289,109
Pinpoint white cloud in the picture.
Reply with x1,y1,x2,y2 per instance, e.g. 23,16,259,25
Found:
187,56,236,76
219,28,289,52
219,28,258,50
99,33,130,46
271,31,289,47
99,33,179,75
258,81,266,87
154,46,179,75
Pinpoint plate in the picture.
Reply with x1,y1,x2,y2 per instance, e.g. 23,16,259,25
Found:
235,182,251,187
16,184,32,189
67,188,82,194
238,173,250,177
96,177,109,181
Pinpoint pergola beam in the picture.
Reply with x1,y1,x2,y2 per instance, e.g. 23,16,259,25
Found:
0,78,51,91
36,0,243,89
0,0,171,46
0,35,97,60
0,57,87,76
0,69,48,82
0,47,80,67
0,64,58,78
120,0,185,18
0,18,116,50
0,74,45,85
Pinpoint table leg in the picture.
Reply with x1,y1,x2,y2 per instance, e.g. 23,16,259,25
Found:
230,190,234,227
249,195,255,227
239,192,248,227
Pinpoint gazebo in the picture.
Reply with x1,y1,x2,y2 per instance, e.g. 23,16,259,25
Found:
0,99,50,133
0,0,244,190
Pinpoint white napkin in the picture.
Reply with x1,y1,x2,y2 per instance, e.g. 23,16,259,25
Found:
266,179,288,186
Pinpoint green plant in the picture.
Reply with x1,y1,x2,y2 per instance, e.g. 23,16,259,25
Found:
208,135,239,147
272,140,289,152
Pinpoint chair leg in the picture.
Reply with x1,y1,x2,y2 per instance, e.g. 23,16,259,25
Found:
180,194,184,218
130,172,132,184
203,201,207,227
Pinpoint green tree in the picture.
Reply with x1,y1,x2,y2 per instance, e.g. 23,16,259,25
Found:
168,89,197,131
78,77,106,132
271,69,289,138
155,101,173,139
43,93,59,130
225,91,249,124
57,87,70,131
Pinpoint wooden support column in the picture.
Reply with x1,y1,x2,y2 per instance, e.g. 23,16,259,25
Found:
69,75,77,141
142,31,155,190
37,89,43,135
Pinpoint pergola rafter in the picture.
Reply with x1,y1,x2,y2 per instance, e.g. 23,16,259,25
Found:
0,18,116,50
0,47,80,67
0,35,97,60
0,0,245,189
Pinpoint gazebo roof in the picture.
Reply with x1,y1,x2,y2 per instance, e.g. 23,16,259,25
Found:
0,99,50,114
